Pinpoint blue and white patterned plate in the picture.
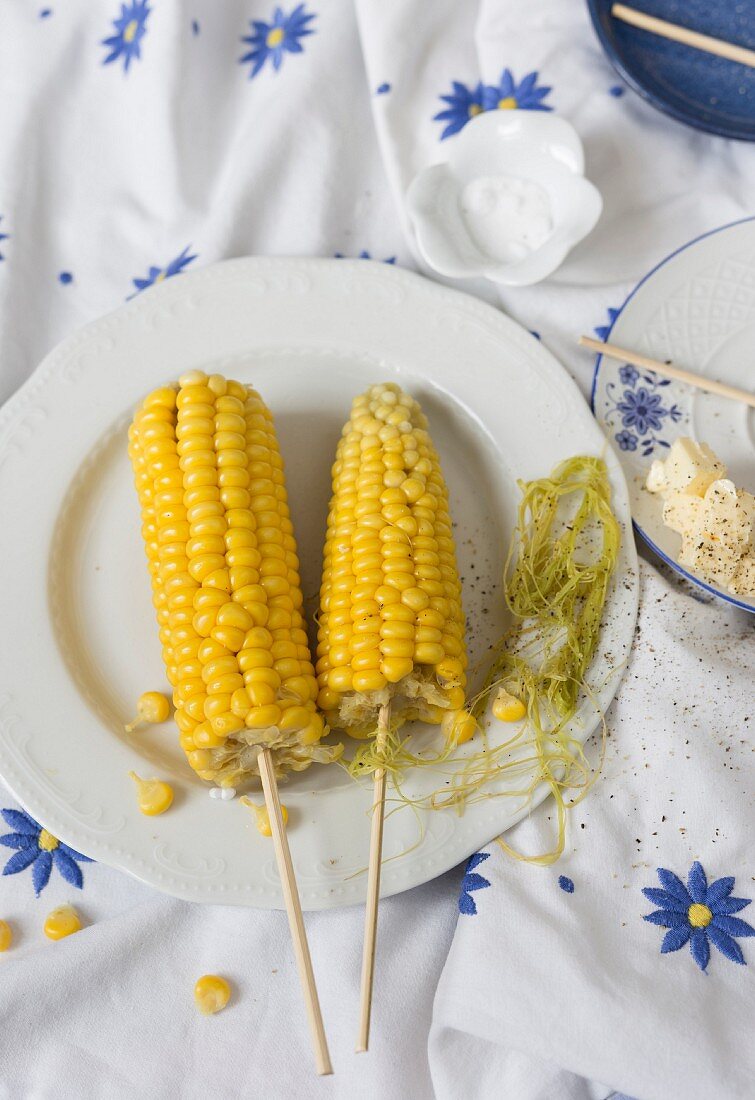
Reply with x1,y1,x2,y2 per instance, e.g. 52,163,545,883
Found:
587,0,755,142
592,216,755,613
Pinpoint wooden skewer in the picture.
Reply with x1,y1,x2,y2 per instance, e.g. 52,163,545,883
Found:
356,701,391,1053
579,335,755,409
258,747,333,1076
611,3,755,70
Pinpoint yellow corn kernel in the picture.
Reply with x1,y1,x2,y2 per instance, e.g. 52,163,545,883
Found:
44,904,82,941
194,974,232,1016
493,688,527,722
124,691,171,732
128,771,174,816
441,709,478,747
0,920,12,952
243,799,288,836
244,704,281,729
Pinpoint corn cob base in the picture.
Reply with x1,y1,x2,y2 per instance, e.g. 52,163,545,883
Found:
316,383,467,740
128,371,341,787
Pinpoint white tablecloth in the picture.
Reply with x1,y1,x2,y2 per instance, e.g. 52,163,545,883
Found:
1,3,753,1098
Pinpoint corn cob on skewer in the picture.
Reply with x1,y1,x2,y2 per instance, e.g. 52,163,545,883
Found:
128,371,340,787
129,369,334,1074
315,381,468,1051
316,381,467,737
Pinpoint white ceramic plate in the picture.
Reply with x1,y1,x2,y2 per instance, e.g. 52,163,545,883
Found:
0,258,638,909
592,217,755,613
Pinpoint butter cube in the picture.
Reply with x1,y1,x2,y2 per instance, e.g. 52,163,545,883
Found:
658,437,726,497
730,555,755,598
679,533,741,589
700,479,755,552
646,459,668,494
662,491,702,537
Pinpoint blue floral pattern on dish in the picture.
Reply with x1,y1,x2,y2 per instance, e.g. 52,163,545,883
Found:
239,4,316,79
102,0,151,73
458,851,491,915
1,808,93,896
643,862,755,972
0,217,8,262
129,245,197,297
603,367,683,458
434,70,552,140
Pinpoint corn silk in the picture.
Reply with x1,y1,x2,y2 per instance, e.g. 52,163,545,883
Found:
345,455,620,864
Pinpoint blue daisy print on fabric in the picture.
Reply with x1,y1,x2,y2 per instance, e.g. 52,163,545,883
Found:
434,80,486,140
1,808,93,896
643,862,755,971
458,851,491,915
129,244,197,297
102,1,151,73
482,69,552,113
334,250,396,264
239,4,316,79
0,217,8,262
594,307,620,342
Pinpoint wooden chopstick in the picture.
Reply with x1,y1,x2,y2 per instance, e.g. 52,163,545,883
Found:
356,701,390,1053
579,335,755,409
258,747,333,1076
611,4,755,70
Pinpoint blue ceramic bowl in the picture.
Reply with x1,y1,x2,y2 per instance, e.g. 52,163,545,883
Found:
587,0,755,141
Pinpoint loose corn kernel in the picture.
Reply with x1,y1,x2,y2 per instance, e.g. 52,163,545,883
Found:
128,771,174,816
441,709,478,747
125,691,171,732
242,798,288,836
194,974,232,1015
0,920,11,952
492,688,527,722
44,904,82,941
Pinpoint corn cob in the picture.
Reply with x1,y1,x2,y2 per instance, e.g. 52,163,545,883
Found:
128,370,339,786
316,382,467,737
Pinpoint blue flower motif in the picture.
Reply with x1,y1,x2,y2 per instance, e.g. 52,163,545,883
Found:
458,851,491,915
619,364,639,386
434,80,486,140
617,386,666,435
1,808,93,896
239,4,316,79
102,1,151,73
615,430,638,452
129,245,197,297
334,250,396,264
558,875,575,894
482,69,552,113
594,307,620,342
0,216,9,261
643,862,755,971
